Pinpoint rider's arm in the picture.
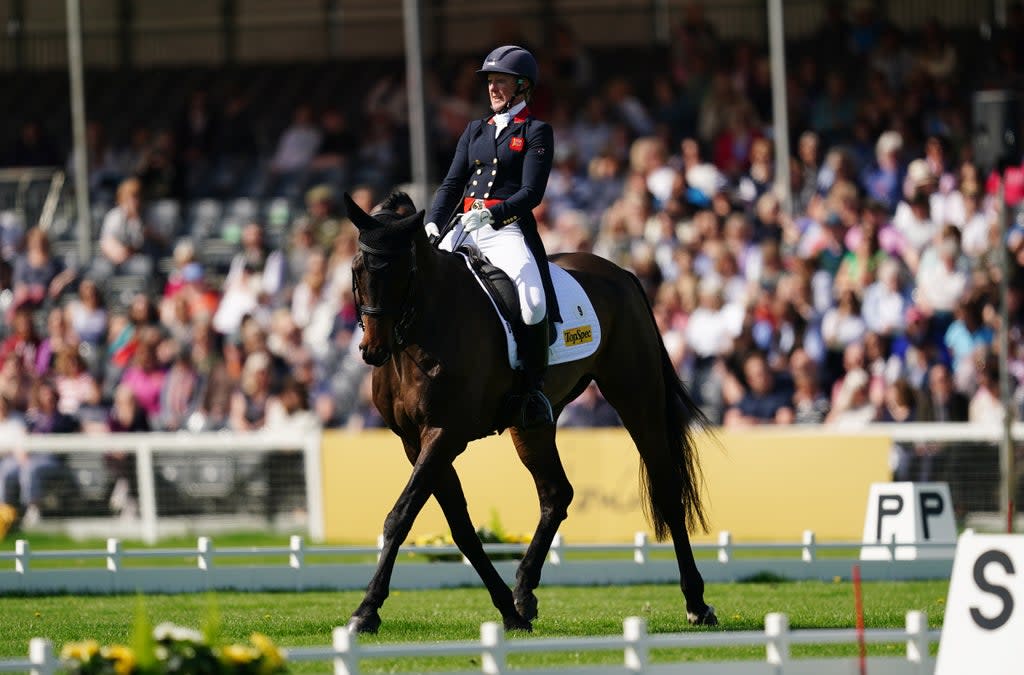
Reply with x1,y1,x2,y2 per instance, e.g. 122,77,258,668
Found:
427,122,476,228
488,120,553,229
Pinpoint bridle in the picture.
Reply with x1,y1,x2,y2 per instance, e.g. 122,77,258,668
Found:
352,239,417,350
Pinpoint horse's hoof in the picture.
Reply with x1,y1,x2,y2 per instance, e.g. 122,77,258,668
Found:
347,611,382,634
503,614,533,632
687,605,718,626
514,592,539,622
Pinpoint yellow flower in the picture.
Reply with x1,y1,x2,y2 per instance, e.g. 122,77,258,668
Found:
220,644,258,665
250,633,285,673
101,645,136,675
60,640,100,662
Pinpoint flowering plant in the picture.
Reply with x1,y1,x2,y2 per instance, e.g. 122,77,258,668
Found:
412,511,530,562
60,599,287,674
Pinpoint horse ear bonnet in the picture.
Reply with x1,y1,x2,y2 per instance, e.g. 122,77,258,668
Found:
345,192,424,254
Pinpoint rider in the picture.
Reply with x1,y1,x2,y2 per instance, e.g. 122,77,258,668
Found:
425,45,556,428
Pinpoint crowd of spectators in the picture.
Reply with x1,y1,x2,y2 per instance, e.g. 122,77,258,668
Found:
1,2,1024,524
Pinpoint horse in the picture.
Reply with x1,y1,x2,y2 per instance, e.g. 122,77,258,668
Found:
344,191,718,633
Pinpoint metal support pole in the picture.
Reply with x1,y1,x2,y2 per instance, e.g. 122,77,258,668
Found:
998,180,1017,531
402,0,432,209
66,0,91,264
767,0,792,215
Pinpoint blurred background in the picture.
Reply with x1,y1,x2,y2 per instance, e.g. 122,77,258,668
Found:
0,0,1022,542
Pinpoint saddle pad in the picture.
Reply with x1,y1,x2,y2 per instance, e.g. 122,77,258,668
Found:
459,254,602,368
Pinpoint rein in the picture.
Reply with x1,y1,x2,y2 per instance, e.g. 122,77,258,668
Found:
353,240,417,350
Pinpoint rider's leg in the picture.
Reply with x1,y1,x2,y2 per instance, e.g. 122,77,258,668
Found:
474,224,552,428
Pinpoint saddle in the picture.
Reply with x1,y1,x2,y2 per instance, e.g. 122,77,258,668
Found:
458,245,557,346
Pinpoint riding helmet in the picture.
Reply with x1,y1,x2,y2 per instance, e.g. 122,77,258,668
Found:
477,45,539,86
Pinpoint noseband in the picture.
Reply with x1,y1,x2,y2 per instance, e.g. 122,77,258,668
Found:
353,240,417,349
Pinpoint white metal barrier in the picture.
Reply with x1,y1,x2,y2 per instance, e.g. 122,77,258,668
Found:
0,430,324,544
0,613,939,675
0,532,954,595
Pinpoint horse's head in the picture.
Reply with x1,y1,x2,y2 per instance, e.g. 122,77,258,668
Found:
345,191,425,366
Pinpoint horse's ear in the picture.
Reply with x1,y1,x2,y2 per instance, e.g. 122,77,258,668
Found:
396,209,426,234
344,192,378,232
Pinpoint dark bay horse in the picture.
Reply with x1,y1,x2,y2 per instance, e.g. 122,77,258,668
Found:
345,191,718,633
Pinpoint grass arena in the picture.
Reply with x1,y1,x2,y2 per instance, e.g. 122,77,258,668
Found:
0,426,990,673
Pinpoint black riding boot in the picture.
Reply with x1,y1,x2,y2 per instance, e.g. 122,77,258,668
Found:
518,320,554,428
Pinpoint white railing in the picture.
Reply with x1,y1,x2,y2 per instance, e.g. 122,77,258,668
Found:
0,430,324,544
0,531,954,595
0,612,939,675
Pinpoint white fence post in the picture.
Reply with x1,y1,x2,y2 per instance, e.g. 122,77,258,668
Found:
15,539,29,574
633,532,648,564
197,536,213,571
623,616,648,672
376,534,384,563
802,530,816,562
717,531,732,564
765,612,790,673
905,610,929,674
480,621,506,675
548,533,562,565
106,538,122,572
136,441,158,545
332,626,359,675
29,637,56,675
289,536,305,569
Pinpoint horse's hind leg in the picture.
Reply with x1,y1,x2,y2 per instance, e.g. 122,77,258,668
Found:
508,425,573,622
432,463,532,631
596,373,717,626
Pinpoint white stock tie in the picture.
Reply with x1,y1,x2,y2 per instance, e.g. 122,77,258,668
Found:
493,112,511,137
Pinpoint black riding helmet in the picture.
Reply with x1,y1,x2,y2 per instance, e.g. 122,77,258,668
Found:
477,45,539,88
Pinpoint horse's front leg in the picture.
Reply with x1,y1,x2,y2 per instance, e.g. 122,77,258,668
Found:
432,463,532,631
347,431,458,634
508,426,574,622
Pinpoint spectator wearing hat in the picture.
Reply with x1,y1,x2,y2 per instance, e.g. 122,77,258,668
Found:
304,184,344,252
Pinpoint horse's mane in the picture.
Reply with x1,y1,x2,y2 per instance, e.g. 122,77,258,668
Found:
372,191,417,219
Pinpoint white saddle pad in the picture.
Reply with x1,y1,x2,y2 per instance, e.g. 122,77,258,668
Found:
458,254,602,368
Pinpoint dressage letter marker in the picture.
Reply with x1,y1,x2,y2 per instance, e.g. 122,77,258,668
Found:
936,532,1024,675
859,482,957,560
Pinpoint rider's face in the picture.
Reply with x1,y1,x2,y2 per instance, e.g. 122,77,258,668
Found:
487,74,519,113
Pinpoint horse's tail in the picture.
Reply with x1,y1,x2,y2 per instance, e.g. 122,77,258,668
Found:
629,273,712,539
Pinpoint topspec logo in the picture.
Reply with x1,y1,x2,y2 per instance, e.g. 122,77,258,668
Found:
563,325,593,346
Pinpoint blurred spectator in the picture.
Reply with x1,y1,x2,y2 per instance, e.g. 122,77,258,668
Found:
64,278,109,347
229,351,273,431
861,258,908,337
11,227,75,315
558,382,621,427
861,131,904,212
53,346,100,417
265,377,319,432
101,384,152,519
176,89,218,198
1,306,40,372
0,354,32,412
263,103,322,199
10,121,59,167
302,185,344,253
211,90,259,197
881,378,920,480
292,250,342,360
136,130,184,201
944,290,994,385
226,222,287,305
34,307,76,377
789,348,830,424
826,367,876,427
307,107,358,191
913,363,968,482
154,348,204,431
118,332,168,425
94,177,159,280
723,351,794,427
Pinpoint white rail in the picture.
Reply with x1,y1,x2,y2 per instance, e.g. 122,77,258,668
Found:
0,613,939,675
0,532,954,595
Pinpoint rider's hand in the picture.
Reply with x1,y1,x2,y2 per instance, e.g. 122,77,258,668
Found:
425,221,440,239
461,208,493,233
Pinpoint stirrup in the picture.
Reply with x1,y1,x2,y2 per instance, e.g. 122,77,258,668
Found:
520,389,554,428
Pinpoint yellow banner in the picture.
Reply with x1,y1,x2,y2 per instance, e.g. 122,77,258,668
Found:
320,429,891,544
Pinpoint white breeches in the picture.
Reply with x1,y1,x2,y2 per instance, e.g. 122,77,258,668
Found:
441,220,546,326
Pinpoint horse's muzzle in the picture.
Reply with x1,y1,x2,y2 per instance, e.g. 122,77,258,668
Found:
361,345,391,367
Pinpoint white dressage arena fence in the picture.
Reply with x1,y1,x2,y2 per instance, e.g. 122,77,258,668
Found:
0,613,939,675
0,531,954,595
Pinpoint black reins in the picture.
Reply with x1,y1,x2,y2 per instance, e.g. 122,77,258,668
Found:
353,239,417,349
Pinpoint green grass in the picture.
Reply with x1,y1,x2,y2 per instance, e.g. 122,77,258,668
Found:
0,581,948,672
